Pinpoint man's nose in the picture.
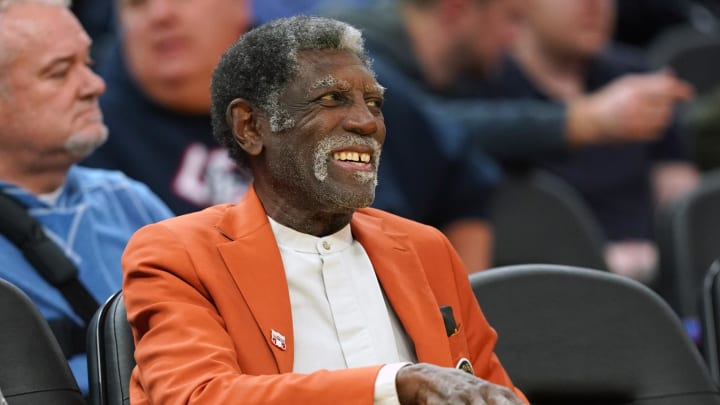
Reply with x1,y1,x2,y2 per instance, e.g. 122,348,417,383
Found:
79,66,106,99
148,0,176,22
343,100,379,136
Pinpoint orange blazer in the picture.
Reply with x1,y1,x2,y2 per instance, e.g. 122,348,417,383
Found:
122,185,527,404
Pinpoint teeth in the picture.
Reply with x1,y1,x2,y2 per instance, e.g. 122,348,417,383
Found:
332,151,372,163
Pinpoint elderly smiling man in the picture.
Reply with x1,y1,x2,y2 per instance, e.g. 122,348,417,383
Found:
121,16,527,405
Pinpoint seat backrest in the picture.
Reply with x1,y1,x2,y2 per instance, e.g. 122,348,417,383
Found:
471,264,720,405
87,291,134,405
0,278,86,405
489,170,608,270
657,169,720,318
702,259,720,384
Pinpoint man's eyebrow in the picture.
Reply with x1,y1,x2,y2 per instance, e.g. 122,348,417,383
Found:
307,75,385,96
309,75,346,91
368,83,386,96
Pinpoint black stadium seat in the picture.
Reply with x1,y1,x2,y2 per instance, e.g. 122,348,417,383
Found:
471,264,720,405
87,291,134,405
657,169,720,318
0,278,86,405
489,170,608,270
702,259,720,384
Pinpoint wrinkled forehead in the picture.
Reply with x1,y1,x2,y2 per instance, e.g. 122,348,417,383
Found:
0,4,88,60
294,49,383,92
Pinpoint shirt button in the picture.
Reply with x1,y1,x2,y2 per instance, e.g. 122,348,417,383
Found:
322,241,331,250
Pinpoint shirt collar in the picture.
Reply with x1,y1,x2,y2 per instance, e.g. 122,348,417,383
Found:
268,216,353,254
36,186,63,206
0,179,66,208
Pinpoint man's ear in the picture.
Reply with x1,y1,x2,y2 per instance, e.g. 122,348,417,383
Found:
227,98,263,156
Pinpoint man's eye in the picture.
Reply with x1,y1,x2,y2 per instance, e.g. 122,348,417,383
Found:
320,93,340,102
366,99,383,108
49,69,70,79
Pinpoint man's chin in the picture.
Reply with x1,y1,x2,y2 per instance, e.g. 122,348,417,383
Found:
325,187,376,211
65,128,109,159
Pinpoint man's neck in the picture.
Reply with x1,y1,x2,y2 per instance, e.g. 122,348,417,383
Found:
138,73,212,115
267,207,353,238
0,158,68,195
513,30,586,100
254,182,354,237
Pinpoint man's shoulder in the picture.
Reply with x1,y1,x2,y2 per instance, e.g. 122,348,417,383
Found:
354,208,461,274
69,166,173,217
143,204,233,233
70,165,136,187
71,165,157,194
355,206,442,236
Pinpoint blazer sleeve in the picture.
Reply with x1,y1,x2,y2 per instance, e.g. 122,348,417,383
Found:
122,223,381,405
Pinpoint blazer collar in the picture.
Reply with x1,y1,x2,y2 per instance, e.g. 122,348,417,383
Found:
351,212,454,367
215,186,453,372
215,186,295,373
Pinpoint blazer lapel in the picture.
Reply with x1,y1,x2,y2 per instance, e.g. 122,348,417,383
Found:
215,186,294,373
352,211,454,367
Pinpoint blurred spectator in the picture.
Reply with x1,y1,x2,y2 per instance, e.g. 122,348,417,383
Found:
83,0,254,214
385,0,585,159
486,0,699,282
331,0,694,174
0,0,172,393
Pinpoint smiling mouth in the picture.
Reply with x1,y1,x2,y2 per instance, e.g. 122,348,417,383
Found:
332,151,371,165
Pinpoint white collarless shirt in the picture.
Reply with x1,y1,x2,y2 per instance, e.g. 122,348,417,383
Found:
269,218,415,404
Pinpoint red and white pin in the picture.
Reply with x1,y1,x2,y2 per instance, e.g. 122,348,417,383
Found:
271,329,286,351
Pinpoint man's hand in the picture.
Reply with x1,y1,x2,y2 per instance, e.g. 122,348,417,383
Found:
396,363,524,405
568,70,693,146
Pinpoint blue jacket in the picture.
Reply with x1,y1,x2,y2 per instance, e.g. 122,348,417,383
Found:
0,165,172,393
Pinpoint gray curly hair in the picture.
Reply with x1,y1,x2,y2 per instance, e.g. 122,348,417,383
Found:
210,15,373,170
